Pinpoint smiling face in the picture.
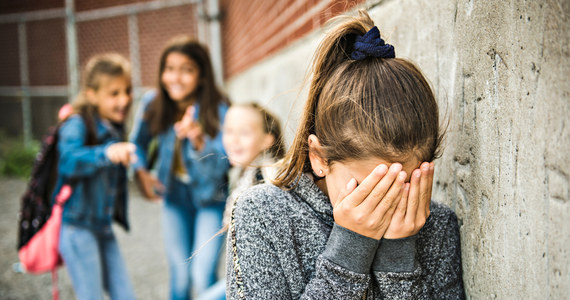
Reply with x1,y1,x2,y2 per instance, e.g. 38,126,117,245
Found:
88,75,132,124
161,52,201,102
223,106,275,167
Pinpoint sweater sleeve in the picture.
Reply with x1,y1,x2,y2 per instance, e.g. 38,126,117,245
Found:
58,115,113,178
371,206,465,299
301,224,378,299
227,190,378,299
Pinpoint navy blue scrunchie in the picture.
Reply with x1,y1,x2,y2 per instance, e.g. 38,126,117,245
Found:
351,26,395,60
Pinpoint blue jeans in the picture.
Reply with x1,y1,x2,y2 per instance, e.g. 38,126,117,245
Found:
196,279,226,300
59,223,135,300
163,178,225,300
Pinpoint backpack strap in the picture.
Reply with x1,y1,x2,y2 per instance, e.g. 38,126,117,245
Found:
51,268,59,300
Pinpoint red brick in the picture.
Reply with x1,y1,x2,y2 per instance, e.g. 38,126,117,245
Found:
222,0,362,78
138,4,197,86
76,0,152,12
0,0,63,14
77,16,130,71
27,18,67,85
0,23,20,86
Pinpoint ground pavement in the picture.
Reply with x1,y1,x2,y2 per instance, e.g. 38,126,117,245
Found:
0,177,170,299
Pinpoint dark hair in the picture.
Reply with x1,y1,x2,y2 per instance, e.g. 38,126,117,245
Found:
145,36,230,137
274,11,444,188
70,53,131,145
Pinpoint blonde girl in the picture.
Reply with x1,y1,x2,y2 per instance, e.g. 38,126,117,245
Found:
198,102,285,300
57,53,136,299
222,102,285,225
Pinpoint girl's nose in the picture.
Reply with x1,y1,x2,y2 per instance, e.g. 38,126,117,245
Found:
172,70,181,82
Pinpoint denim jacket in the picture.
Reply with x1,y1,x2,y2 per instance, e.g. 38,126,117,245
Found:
130,90,229,207
56,114,129,233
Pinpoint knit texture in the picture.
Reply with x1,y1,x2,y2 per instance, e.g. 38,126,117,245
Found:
227,173,465,299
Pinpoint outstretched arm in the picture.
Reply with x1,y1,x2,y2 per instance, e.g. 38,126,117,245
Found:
58,116,113,178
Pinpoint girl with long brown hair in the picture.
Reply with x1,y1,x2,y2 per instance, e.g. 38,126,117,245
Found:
130,36,230,300
227,11,464,299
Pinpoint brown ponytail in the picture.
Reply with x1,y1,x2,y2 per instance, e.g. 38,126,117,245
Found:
274,11,443,188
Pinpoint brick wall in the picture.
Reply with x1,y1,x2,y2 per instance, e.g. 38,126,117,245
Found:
0,0,63,14
75,0,153,12
220,0,365,79
0,0,198,138
0,0,363,138
27,18,67,86
0,23,21,86
77,16,130,68
138,4,197,86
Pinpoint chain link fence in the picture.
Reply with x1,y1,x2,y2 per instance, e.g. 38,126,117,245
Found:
0,0,205,144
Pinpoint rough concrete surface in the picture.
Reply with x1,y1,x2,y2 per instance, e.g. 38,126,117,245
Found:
226,0,569,298
0,178,169,299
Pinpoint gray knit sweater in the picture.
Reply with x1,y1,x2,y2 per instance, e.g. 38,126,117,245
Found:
227,173,465,299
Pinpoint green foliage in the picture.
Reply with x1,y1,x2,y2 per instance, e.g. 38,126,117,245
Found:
0,132,40,179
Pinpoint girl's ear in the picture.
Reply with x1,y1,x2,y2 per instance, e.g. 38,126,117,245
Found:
85,88,97,105
261,133,275,152
308,134,327,177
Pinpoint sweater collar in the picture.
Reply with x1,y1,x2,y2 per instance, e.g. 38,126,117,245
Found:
292,173,334,226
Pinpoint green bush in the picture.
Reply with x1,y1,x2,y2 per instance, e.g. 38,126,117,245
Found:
0,135,39,179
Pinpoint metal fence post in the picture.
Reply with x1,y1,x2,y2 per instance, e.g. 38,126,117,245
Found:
18,21,32,146
66,0,79,102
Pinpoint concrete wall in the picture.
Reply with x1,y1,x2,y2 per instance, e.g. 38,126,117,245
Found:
225,0,569,298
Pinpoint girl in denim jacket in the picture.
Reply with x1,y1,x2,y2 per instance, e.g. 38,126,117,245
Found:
57,53,136,299
130,36,230,300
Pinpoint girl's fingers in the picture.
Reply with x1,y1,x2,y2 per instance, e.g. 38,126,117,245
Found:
187,124,202,140
186,106,195,119
371,169,406,217
335,178,357,209
121,146,131,165
357,163,401,211
405,168,421,225
393,182,409,218
181,106,195,125
425,162,435,215
342,164,388,207
152,179,166,194
129,152,138,164
417,162,432,220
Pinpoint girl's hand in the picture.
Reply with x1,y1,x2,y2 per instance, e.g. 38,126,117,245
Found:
105,142,137,166
333,163,407,240
135,169,164,201
174,106,205,151
384,162,434,239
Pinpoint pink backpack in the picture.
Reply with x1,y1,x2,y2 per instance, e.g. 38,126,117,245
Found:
18,184,72,300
